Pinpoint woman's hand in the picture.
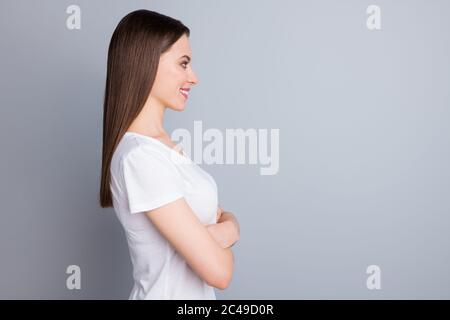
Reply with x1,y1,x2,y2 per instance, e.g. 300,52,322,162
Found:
216,206,224,223
205,222,231,249
207,206,240,248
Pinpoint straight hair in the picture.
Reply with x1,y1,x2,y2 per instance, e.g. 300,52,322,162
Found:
99,9,190,208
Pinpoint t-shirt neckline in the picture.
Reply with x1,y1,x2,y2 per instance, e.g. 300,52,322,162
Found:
124,131,192,162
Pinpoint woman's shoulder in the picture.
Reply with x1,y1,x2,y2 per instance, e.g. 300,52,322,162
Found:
122,139,170,165
112,133,171,172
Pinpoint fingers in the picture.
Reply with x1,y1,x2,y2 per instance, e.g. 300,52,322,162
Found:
216,206,224,221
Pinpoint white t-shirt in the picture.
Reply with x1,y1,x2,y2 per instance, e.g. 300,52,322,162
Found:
109,131,218,300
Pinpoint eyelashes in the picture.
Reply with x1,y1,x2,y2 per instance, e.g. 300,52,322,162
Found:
180,60,189,69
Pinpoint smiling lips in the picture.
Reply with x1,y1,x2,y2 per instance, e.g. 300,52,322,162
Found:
179,87,190,99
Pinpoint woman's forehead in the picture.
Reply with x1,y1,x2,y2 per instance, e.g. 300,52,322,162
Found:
166,35,192,58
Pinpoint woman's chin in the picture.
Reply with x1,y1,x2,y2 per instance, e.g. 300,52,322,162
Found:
167,103,186,112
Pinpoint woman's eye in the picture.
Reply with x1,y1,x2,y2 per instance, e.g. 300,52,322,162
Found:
181,61,188,69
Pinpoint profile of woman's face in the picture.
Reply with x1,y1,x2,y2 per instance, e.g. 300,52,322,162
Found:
150,34,199,111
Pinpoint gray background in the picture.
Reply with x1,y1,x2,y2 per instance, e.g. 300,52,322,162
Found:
1,0,449,299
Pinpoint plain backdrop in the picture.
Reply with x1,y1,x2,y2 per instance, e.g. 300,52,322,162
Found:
0,0,449,299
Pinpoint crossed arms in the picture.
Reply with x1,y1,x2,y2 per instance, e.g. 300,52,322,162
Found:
205,206,240,249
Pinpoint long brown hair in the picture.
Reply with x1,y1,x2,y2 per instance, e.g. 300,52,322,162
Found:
99,9,190,208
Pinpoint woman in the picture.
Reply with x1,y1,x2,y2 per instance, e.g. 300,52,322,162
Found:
99,9,240,300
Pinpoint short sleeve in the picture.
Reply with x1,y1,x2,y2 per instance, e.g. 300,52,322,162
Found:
121,146,185,214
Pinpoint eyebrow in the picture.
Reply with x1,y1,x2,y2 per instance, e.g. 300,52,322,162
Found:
179,55,191,62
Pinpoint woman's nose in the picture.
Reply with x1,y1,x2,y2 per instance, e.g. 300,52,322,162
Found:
189,70,199,85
